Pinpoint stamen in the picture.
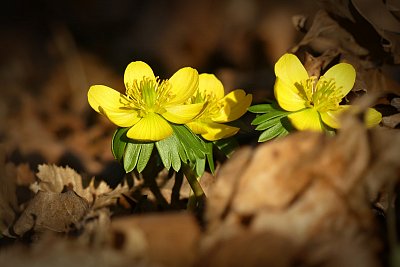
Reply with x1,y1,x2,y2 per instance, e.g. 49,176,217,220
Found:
123,76,177,115
295,76,317,106
312,78,343,112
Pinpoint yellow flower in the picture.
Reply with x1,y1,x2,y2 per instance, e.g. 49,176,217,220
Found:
88,61,204,141
274,53,382,131
186,74,252,141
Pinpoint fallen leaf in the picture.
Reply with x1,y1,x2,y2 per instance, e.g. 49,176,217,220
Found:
12,190,89,236
351,0,400,62
203,113,399,266
292,10,369,56
31,164,130,209
382,113,400,128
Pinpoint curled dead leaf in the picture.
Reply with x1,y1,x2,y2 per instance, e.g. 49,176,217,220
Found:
292,10,369,56
12,190,89,236
203,113,399,267
31,164,130,209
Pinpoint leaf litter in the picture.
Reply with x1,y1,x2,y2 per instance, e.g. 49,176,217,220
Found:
1,1,400,266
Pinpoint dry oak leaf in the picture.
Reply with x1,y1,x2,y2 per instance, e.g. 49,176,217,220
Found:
352,0,400,63
31,164,130,209
292,9,369,56
202,115,399,267
12,190,89,236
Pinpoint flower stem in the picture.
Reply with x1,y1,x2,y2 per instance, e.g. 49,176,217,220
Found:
183,164,205,211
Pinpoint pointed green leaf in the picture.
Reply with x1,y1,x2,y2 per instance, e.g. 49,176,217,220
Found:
205,142,215,174
155,136,173,170
255,116,285,131
123,143,142,173
258,123,285,142
170,136,182,172
112,127,129,161
171,124,207,162
195,157,205,177
137,143,154,173
248,103,275,113
213,137,239,158
251,110,289,125
155,135,182,172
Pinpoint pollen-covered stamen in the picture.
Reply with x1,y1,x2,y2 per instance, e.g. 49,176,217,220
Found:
188,91,220,119
295,76,317,106
313,78,343,112
124,77,153,112
154,79,175,109
124,76,177,116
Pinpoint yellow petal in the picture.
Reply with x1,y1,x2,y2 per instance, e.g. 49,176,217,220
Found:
213,90,252,122
168,67,199,105
321,63,355,97
124,61,156,91
88,85,140,127
274,53,309,89
186,121,208,134
274,78,307,111
162,103,205,124
198,73,225,100
321,105,382,129
126,113,173,141
365,108,382,128
196,121,240,141
320,105,350,129
288,108,324,131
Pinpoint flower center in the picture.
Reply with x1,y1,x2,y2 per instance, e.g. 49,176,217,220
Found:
296,76,344,112
189,91,222,119
125,77,175,116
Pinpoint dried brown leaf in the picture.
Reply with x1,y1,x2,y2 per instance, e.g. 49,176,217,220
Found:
12,190,89,236
382,113,400,128
203,113,397,266
292,10,369,56
31,164,130,209
352,0,400,62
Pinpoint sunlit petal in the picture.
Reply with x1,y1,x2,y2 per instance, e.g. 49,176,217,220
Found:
124,61,156,91
162,103,205,124
198,73,225,100
365,108,382,128
213,90,252,122
321,63,355,97
126,113,173,141
168,67,199,104
197,121,240,141
274,53,309,87
88,85,124,113
288,108,324,131
102,109,141,127
186,121,208,134
88,85,140,127
320,105,350,129
274,78,307,111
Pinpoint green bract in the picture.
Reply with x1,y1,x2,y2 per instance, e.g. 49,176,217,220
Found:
249,103,292,142
112,124,218,177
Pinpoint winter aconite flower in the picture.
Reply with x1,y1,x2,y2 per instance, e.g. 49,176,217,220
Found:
88,61,204,141
274,53,382,131
186,74,252,141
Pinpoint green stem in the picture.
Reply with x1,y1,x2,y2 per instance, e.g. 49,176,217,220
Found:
183,164,205,211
